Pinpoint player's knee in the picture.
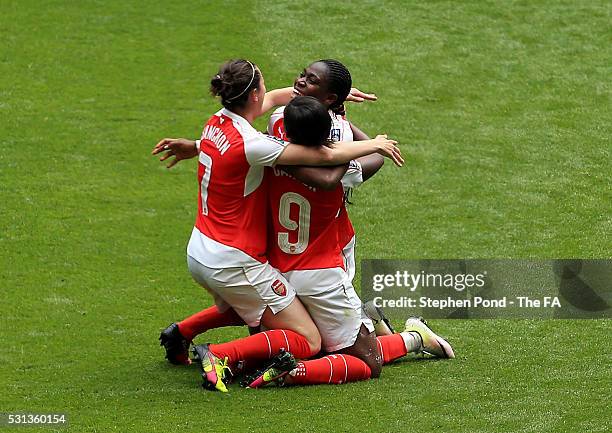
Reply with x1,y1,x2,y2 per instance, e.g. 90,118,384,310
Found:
353,349,382,378
368,356,383,378
305,330,321,356
337,347,381,377
351,326,381,377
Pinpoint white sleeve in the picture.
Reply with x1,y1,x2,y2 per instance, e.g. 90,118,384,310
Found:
244,131,288,167
341,160,364,189
267,106,285,136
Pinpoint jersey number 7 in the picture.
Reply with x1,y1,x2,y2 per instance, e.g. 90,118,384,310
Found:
199,152,213,216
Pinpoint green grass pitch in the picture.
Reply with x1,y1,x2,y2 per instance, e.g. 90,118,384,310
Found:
1,1,610,432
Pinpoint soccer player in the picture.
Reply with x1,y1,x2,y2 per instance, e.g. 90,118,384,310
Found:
244,93,454,388
152,59,403,391
242,96,394,386
268,59,380,299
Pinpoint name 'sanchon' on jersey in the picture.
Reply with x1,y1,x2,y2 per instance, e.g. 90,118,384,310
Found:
202,123,231,155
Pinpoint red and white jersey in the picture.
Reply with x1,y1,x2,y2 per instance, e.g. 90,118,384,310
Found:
187,108,287,268
265,167,345,273
267,107,363,252
268,106,353,143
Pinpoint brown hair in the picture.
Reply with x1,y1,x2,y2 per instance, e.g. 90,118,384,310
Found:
210,59,261,110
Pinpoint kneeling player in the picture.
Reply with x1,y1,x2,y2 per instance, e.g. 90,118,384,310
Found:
242,96,454,387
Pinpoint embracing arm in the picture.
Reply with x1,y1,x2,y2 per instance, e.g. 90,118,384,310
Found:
346,88,377,103
358,154,385,182
261,87,294,114
262,87,378,115
276,135,402,167
151,138,198,168
280,164,349,191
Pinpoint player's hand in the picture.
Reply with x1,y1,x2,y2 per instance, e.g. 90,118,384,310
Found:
151,138,198,168
373,134,403,167
347,87,378,103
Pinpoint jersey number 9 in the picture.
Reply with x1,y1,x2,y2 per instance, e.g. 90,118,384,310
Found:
277,192,311,254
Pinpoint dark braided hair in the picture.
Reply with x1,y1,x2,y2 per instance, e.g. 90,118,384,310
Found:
210,59,261,110
318,59,352,115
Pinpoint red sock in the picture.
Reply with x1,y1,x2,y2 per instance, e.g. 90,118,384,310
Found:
287,354,371,385
208,329,314,369
377,334,408,364
177,306,245,340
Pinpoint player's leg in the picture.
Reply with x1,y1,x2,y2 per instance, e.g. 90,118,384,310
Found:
193,308,320,392
336,323,382,377
375,318,456,363
244,268,378,387
187,256,321,391
244,351,372,388
243,280,453,387
344,236,453,362
362,300,395,336
178,305,245,340
287,267,382,375
324,280,390,376
160,305,246,365
331,316,428,370
293,270,423,370
403,317,455,358
204,300,321,371
376,332,421,364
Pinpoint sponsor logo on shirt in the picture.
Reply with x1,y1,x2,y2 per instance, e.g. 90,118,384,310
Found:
330,128,341,142
265,134,286,145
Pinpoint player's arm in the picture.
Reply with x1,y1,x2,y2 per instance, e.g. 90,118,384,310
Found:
152,138,199,168
350,122,385,181
346,88,377,103
262,87,377,115
261,87,294,114
279,164,349,191
276,135,403,167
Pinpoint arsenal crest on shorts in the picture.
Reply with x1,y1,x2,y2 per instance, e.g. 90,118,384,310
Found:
271,279,287,296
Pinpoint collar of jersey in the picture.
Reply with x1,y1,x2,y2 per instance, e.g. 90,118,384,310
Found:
328,109,342,120
217,108,255,133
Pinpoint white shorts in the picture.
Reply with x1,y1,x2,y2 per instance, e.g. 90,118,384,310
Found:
342,236,356,283
284,265,374,353
187,255,296,327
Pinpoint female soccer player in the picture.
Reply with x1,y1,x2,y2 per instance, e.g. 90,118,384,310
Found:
246,95,386,387
245,63,454,387
152,59,402,391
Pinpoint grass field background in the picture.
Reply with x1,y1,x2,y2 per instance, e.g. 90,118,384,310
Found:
1,1,610,432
